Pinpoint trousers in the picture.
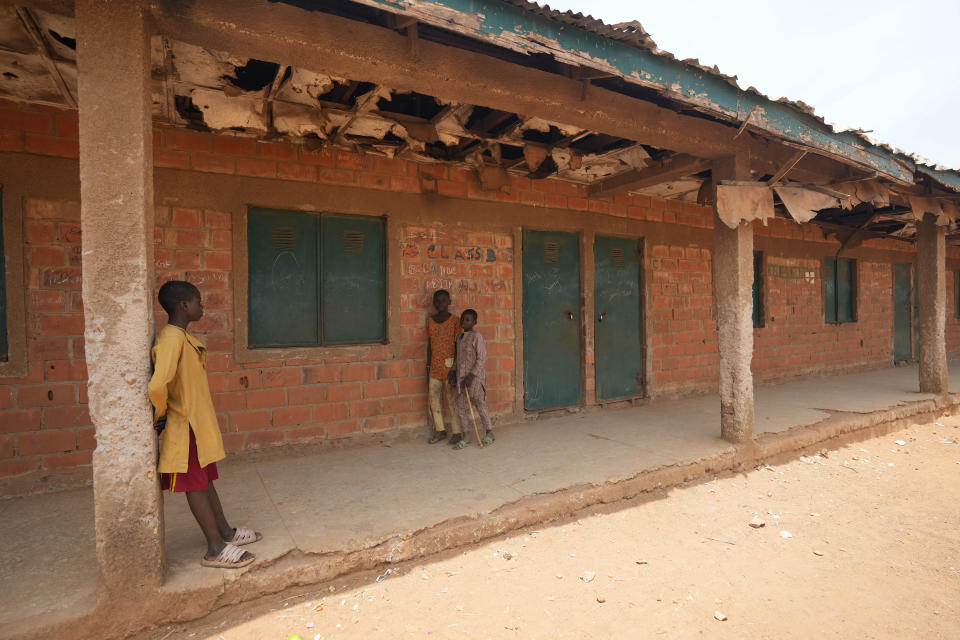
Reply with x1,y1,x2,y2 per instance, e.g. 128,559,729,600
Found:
428,377,461,434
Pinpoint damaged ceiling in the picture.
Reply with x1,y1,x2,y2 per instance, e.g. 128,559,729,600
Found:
0,1,956,245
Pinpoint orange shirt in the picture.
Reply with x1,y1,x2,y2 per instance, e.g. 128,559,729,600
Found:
427,314,461,379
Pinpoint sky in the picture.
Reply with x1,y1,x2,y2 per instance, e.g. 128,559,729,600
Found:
541,0,960,169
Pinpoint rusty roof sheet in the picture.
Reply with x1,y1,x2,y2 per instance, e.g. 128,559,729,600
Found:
500,1,658,50
414,0,960,188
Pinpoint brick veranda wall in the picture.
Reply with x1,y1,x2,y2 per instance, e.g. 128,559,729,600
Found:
2,99,960,494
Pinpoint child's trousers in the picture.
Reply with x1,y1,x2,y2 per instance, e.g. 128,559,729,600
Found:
455,378,493,437
428,377,461,434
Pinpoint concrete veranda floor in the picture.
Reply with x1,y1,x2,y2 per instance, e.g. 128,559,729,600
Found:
2,361,959,638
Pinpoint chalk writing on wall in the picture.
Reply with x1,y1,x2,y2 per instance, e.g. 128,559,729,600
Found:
426,245,513,263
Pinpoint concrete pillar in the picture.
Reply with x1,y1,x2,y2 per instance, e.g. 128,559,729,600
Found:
712,155,755,443
917,213,948,394
76,0,163,594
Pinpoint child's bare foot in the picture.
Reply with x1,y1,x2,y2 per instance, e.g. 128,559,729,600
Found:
448,433,463,447
201,542,254,568
428,430,447,444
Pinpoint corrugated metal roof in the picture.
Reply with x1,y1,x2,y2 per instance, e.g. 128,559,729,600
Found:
348,0,957,188
500,1,658,50
500,0,959,184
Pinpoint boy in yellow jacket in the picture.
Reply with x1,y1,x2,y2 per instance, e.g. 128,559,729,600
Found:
149,280,260,568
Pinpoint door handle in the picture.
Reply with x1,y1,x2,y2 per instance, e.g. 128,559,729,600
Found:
565,310,575,320
598,311,607,323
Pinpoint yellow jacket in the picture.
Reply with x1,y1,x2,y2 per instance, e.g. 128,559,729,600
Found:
149,324,225,473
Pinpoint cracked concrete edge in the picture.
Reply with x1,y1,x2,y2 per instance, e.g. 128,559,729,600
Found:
3,394,958,640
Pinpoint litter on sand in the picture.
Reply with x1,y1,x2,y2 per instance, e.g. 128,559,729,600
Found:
581,571,596,582
895,440,907,446
714,611,728,621
780,531,794,539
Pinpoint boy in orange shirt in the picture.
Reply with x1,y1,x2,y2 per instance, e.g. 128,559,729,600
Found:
425,289,463,445
149,280,260,568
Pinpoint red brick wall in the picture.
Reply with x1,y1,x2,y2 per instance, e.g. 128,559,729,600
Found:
400,225,515,415
948,269,960,353
1,98,955,494
648,243,718,396
0,199,90,481
753,257,893,381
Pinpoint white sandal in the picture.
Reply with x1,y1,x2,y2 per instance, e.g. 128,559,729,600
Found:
201,543,255,569
230,527,262,546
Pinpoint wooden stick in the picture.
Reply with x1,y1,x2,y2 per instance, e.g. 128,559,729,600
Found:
465,391,483,448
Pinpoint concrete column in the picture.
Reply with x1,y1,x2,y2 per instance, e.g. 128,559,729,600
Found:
917,213,948,394
712,155,755,443
76,0,163,594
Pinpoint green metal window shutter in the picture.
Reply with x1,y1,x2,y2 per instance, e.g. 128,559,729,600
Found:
0,190,6,361
752,251,762,328
248,207,319,347
320,214,385,345
837,258,854,323
823,257,837,323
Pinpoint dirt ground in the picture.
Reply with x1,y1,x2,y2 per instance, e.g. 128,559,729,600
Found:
137,418,960,640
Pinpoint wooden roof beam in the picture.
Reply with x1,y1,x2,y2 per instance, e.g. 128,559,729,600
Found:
587,153,709,197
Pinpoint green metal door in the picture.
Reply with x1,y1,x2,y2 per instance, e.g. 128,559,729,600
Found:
248,207,319,347
320,214,386,345
893,263,911,361
522,230,581,410
594,236,643,401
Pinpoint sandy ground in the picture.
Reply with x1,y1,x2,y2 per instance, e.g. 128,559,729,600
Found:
137,418,960,640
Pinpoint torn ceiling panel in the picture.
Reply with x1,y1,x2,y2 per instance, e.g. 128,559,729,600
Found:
189,86,267,132
0,7,36,51
273,101,327,137
557,143,650,182
635,178,703,201
169,41,245,89
521,116,581,137
276,68,336,106
0,51,62,103
834,180,890,210
716,183,775,228
32,9,76,61
774,186,839,224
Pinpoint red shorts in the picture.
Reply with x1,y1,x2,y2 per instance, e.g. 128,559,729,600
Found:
160,428,218,493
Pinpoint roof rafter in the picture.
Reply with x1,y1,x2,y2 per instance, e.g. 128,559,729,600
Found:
14,5,75,107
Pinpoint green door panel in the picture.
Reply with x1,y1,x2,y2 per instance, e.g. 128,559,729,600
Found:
837,258,853,322
752,251,763,328
321,214,385,345
823,257,837,323
522,229,581,410
248,207,319,347
594,236,643,401
893,263,911,361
